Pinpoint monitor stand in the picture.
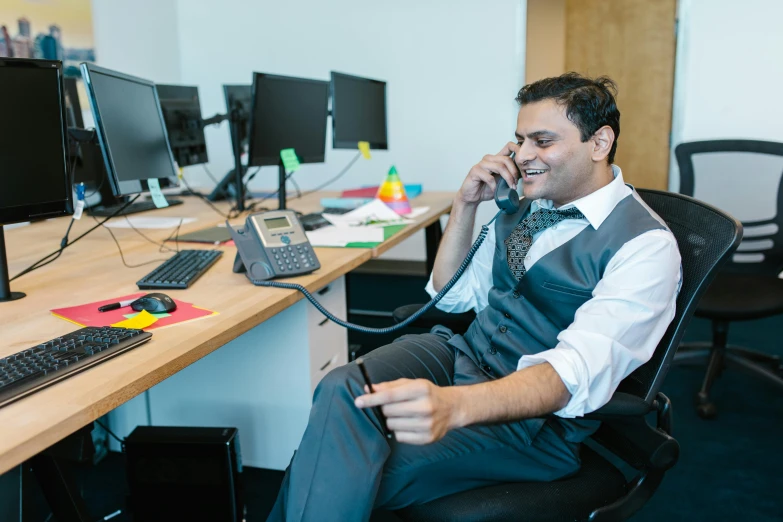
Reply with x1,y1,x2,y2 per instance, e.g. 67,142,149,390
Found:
0,225,25,302
206,165,249,203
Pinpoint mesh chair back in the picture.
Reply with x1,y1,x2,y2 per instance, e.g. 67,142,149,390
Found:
618,189,742,401
675,140,783,276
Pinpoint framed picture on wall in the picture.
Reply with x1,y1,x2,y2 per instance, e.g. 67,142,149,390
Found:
0,0,96,78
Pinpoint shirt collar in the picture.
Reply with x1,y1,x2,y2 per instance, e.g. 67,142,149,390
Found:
530,165,631,230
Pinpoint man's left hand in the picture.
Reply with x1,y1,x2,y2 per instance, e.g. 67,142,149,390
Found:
355,379,465,445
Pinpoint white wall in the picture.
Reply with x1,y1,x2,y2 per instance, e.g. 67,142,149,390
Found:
669,0,783,201
91,0,181,84
91,0,527,259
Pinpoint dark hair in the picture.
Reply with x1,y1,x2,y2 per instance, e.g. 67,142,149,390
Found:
516,72,620,164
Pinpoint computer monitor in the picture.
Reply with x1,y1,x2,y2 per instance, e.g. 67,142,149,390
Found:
223,84,252,157
330,72,388,150
247,73,329,167
156,84,209,167
80,63,179,197
0,58,71,301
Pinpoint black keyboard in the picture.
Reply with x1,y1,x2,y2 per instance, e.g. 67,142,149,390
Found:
88,198,184,217
0,326,152,408
137,249,223,289
300,207,355,232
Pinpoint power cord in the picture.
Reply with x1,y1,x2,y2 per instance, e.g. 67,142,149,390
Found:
121,216,179,253
94,419,124,446
93,215,182,269
294,151,362,200
239,211,501,334
242,152,363,213
180,174,236,219
10,195,141,282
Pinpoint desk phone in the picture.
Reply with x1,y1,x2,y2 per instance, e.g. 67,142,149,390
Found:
229,210,321,282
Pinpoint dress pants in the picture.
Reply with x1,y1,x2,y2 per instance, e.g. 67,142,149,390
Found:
267,327,581,522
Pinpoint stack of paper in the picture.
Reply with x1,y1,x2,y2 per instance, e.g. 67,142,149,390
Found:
321,199,429,228
305,199,430,248
305,225,384,247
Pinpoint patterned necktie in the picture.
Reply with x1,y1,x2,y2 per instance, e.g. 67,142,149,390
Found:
505,207,586,281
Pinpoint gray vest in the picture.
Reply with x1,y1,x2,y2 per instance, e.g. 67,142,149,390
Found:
449,189,668,443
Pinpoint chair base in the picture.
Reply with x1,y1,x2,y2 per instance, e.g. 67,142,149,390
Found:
675,342,783,419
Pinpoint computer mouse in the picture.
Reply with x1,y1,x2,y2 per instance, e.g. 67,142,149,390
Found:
131,293,177,314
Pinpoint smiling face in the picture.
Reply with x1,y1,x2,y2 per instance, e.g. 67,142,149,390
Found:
514,99,613,207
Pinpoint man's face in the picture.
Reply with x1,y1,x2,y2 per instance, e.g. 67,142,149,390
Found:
514,99,598,207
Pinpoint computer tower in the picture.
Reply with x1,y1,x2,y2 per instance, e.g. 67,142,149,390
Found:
124,426,244,522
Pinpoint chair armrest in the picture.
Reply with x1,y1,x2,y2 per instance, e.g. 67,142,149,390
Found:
583,392,654,420
392,303,476,333
591,416,679,471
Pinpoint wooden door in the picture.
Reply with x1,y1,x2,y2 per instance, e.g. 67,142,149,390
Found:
565,0,677,189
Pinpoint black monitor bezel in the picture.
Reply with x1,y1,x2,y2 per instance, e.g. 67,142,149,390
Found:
330,71,388,151
0,58,72,226
80,62,179,197
247,72,330,167
156,83,209,167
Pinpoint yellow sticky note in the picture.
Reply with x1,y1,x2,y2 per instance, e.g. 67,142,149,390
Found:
111,309,159,329
358,141,372,160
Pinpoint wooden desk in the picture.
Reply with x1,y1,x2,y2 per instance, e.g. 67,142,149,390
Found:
0,191,453,475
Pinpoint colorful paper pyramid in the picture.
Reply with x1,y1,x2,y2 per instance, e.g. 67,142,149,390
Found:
377,166,412,215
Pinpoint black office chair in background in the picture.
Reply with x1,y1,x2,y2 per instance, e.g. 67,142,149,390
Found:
389,189,742,522
674,140,783,419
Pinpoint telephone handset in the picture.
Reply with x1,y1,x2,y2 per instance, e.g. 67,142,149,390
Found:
228,209,321,282
494,152,521,214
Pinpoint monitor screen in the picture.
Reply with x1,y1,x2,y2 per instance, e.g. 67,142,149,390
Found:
331,72,387,150
247,73,329,166
0,58,71,225
223,85,252,157
157,84,208,167
81,63,178,197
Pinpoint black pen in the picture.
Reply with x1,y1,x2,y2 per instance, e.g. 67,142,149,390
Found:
98,299,135,312
356,358,393,440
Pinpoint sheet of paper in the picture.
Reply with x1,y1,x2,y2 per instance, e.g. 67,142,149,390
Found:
146,178,169,208
306,225,384,247
406,207,430,219
321,199,415,228
111,309,158,329
104,217,197,229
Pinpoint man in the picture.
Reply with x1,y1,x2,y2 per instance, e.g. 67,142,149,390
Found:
268,73,681,521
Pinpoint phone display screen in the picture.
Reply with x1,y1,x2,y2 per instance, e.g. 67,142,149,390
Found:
264,216,291,230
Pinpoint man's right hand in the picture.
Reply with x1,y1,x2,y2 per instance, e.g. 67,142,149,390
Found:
457,142,521,205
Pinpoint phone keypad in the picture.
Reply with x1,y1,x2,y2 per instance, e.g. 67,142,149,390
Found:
270,243,318,274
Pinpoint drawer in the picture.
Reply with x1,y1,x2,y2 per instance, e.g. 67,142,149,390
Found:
307,277,348,392
306,277,346,331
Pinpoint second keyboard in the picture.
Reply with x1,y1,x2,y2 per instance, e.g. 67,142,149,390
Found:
137,249,223,289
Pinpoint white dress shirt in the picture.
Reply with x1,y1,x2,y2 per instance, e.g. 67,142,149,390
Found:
424,166,682,418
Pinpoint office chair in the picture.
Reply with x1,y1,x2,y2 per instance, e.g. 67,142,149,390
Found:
389,189,742,522
674,140,783,419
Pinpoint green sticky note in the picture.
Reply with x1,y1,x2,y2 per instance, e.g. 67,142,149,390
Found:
280,148,301,174
147,178,169,208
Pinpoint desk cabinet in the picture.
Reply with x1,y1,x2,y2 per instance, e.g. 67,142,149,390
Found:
108,278,348,470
